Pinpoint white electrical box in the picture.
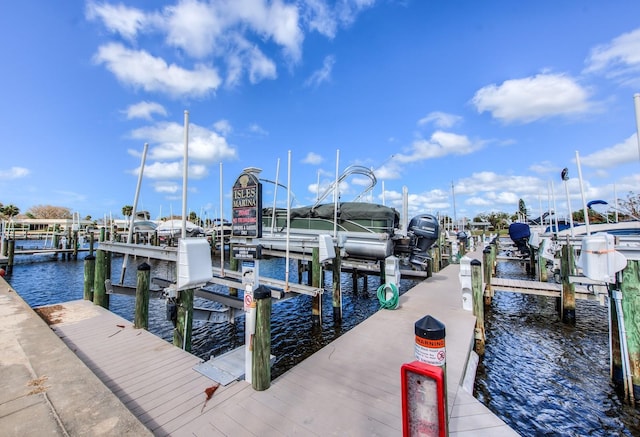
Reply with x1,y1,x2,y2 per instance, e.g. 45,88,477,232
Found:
177,238,213,290
577,234,627,283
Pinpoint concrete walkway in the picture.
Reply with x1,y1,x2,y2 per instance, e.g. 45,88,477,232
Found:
0,276,151,437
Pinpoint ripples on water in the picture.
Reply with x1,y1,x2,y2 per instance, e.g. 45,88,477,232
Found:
475,253,640,436
7,245,640,435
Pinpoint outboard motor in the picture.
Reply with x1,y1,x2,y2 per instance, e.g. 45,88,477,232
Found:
508,222,531,255
406,214,440,269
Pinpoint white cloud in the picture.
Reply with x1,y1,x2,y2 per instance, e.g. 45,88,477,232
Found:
248,123,269,136
395,131,483,163
124,101,167,120
163,0,224,59
136,161,208,180
93,43,221,97
418,111,462,129
584,27,640,86
214,119,232,136
580,134,639,169
0,167,30,179
471,73,591,123
305,55,335,87
86,1,146,41
302,152,324,165
130,121,237,163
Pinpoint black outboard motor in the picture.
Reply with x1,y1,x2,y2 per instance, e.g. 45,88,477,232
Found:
508,222,531,254
407,214,440,269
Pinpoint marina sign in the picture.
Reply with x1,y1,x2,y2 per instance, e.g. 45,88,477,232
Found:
232,170,262,238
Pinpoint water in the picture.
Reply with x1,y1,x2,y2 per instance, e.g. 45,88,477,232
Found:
474,251,640,436
3,246,419,379
5,245,640,435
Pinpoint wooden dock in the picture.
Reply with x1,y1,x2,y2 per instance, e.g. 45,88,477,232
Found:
490,277,602,301
39,249,517,436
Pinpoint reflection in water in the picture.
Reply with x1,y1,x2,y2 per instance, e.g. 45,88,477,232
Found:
5,246,640,435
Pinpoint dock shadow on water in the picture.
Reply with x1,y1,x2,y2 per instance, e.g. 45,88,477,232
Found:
475,257,640,436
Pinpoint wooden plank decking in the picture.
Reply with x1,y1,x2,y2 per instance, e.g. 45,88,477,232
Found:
489,277,600,301
43,250,517,436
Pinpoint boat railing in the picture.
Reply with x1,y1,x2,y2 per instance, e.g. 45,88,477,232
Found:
312,165,377,209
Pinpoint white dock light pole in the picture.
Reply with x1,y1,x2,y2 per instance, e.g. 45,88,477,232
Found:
634,93,640,161
181,110,189,239
576,151,590,235
120,143,149,284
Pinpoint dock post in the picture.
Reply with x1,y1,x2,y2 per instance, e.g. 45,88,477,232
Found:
482,246,493,305
538,245,548,282
431,245,440,273
312,247,322,327
229,244,238,296
73,230,79,259
93,248,109,309
560,239,576,323
332,247,342,324
471,259,485,355
89,232,95,257
83,255,95,301
173,289,194,351
252,285,272,391
7,239,15,275
94,229,109,309
134,262,151,330
619,260,640,404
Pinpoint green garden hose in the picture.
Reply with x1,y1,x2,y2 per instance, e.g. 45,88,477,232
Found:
377,282,399,310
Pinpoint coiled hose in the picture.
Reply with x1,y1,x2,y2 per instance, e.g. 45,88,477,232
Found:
376,282,399,310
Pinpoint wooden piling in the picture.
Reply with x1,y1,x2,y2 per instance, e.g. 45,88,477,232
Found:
94,228,109,309
312,247,322,326
7,239,14,275
252,286,272,391
83,255,95,301
332,247,342,324
482,246,493,305
134,262,151,330
471,259,485,355
560,239,576,323
619,259,640,403
73,230,79,259
538,246,548,282
88,232,95,257
173,289,194,351
93,249,109,309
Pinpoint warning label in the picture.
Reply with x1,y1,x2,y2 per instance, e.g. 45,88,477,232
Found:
415,343,446,367
415,336,445,348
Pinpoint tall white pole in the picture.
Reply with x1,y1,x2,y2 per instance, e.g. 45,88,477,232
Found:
333,149,340,238
181,110,189,239
551,181,559,235
120,143,149,284
576,151,590,235
634,93,640,161
402,186,409,234
382,180,386,206
614,184,619,223
219,162,224,276
285,151,291,291
271,159,280,234
561,168,574,237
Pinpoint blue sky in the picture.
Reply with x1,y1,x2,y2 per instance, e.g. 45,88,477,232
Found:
2,1,640,224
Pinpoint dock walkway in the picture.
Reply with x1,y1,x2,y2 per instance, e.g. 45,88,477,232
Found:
0,250,517,436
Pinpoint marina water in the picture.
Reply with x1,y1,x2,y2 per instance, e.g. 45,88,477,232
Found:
5,244,640,436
